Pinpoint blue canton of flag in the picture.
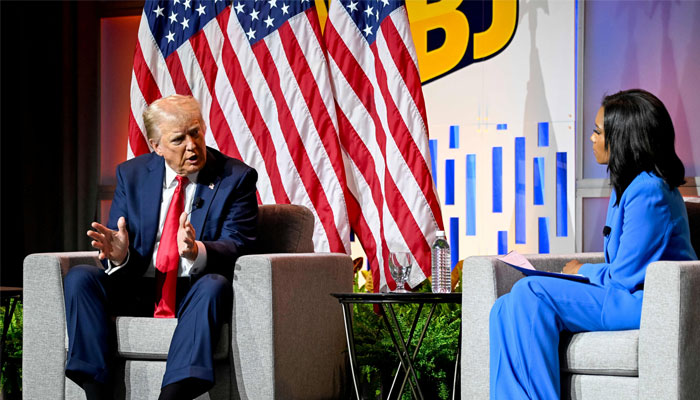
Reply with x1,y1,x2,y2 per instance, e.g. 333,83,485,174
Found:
340,0,402,45
145,0,232,58
231,0,314,45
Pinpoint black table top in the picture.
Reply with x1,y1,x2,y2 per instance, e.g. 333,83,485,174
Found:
331,292,461,304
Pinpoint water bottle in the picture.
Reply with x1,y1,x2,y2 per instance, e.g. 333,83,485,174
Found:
431,230,451,293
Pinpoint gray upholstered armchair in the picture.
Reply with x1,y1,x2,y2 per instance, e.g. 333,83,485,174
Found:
23,204,352,399
461,200,700,400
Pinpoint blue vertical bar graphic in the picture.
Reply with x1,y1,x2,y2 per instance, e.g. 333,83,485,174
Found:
515,137,526,244
445,159,455,205
538,122,549,147
533,157,545,205
497,231,508,255
538,217,550,254
429,139,438,187
556,152,568,236
466,154,476,236
492,147,502,213
450,125,460,149
450,217,459,269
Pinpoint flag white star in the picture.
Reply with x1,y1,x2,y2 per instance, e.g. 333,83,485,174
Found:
183,0,192,10
180,17,190,29
173,0,180,4
234,2,245,14
250,9,260,21
169,11,178,23
196,4,206,16
347,1,358,12
281,3,290,14
264,15,275,28
153,5,164,17
380,0,389,6
363,25,372,36
166,30,176,42
246,27,256,40
268,0,278,8
375,9,379,19
364,5,374,18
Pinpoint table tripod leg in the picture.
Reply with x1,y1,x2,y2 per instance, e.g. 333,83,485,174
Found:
388,303,423,399
382,304,424,400
341,303,362,400
397,303,437,397
452,326,461,400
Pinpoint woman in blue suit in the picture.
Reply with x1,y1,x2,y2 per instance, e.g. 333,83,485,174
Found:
489,89,697,399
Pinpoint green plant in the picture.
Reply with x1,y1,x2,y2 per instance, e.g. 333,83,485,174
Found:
352,268,462,399
0,301,23,397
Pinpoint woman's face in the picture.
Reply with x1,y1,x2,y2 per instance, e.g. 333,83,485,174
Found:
590,106,609,165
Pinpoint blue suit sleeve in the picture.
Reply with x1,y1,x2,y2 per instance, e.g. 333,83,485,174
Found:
578,181,672,291
200,167,258,276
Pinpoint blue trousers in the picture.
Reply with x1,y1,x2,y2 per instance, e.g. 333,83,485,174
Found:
63,265,232,390
489,276,641,399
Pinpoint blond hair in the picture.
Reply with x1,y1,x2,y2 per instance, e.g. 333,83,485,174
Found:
142,95,205,143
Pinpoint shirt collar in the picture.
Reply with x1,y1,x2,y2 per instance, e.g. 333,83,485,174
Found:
163,161,199,188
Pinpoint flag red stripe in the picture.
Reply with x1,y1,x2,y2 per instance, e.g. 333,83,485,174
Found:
217,13,291,204
252,40,344,252
133,43,162,105
128,111,151,156
188,27,243,160
334,105,394,289
370,44,432,275
371,43,444,234
304,8,329,64
327,19,421,286
165,52,193,96
380,18,428,134
277,23,348,196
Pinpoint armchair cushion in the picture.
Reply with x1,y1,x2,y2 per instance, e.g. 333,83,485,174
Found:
560,330,638,376
113,318,229,361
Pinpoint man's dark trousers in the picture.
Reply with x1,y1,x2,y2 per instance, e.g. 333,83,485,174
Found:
63,264,232,391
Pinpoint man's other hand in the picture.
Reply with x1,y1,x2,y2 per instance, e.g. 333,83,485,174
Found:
563,259,583,275
178,211,199,260
88,216,129,264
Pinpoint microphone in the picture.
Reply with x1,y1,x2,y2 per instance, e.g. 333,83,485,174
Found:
193,197,204,209
603,226,611,237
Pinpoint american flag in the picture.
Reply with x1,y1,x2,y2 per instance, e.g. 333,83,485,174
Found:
129,0,352,254
325,0,444,291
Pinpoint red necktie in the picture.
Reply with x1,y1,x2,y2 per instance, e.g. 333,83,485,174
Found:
154,175,188,318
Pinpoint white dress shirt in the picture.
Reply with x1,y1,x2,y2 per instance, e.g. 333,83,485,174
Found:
105,161,207,277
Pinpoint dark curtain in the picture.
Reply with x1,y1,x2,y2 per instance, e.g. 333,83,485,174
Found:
0,1,100,287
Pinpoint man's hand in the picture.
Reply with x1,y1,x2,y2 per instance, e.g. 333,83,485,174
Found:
88,216,129,264
563,259,583,275
178,211,199,260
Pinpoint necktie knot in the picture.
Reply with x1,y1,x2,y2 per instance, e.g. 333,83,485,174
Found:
176,175,189,187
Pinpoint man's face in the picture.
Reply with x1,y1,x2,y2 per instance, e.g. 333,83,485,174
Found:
150,116,207,176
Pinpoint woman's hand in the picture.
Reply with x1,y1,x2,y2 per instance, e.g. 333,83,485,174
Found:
563,259,583,275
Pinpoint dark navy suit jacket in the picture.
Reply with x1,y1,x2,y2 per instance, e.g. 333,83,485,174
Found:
104,147,258,283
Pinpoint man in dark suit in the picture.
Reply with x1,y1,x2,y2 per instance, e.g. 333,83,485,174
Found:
63,95,258,400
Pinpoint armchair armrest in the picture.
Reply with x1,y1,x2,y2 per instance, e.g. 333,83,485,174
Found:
22,252,101,400
231,252,352,400
639,260,700,399
461,252,604,400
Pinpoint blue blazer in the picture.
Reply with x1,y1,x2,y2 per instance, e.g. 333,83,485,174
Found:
579,172,697,326
104,147,258,283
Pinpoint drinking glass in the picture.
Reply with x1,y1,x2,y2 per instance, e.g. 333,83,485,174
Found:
389,252,412,293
